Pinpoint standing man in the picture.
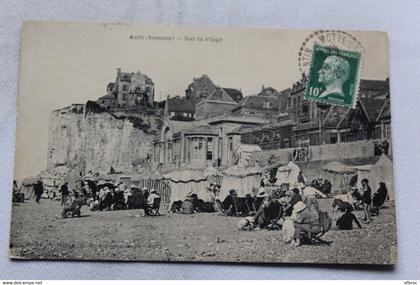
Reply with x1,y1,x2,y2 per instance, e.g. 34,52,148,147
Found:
360,178,372,223
382,139,390,155
59,182,69,206
297,171,306,184
34,179,44,203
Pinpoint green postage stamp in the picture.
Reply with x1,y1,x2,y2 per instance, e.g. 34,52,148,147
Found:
304,44,362,108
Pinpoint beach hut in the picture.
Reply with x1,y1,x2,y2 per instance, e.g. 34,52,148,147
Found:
203,165,223,186
220,164,263,199
21,177,39,199
275,161,301,186
163,169,209,207
234,144,262,167
352,155,395,200
321,161,355,194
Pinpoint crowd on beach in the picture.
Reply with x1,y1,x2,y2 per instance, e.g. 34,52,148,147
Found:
12,168,390,247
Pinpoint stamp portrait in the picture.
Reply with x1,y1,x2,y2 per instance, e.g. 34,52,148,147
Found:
304,44,362,108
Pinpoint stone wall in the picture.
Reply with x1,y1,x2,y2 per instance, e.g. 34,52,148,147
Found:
256,139,391,168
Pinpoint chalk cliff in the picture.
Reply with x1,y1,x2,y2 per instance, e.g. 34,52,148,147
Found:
46,103,161,175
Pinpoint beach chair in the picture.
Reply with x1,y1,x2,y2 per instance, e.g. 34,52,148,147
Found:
149,197,161,216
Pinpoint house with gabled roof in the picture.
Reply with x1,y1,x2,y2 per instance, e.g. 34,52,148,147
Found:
231,95,284,120
164,96,197,121
195,87,242,119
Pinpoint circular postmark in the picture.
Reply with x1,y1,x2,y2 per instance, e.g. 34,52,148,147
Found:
298,30,365,75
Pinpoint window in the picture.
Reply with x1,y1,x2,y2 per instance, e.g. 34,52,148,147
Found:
122,84,129,92
228,137,233,151
191,137,204,160
207,137,213,161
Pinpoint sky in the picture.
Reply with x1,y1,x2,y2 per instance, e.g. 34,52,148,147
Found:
14,22,389,181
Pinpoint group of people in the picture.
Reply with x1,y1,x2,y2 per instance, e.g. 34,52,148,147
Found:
332,179,389,228
170,183,222,214
235,182,330,246
58,179,162,218
374,139,390,156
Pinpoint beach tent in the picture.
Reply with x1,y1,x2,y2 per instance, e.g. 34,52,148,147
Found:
203,165,223,186
163,169,210,207
121,172,171,204
21,177,39,199
321,161,355,194
352,155,395,200
275,161,301,186
234,144,262,167
220,164,263,199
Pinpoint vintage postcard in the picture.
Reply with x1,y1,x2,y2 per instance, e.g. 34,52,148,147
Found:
10,21,397,264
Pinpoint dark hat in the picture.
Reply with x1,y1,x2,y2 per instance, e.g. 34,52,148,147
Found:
229,189,237,194
361,178,369,184
291,188,300,194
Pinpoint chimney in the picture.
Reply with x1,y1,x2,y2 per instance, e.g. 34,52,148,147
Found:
262,85,265,91
117,68,121,76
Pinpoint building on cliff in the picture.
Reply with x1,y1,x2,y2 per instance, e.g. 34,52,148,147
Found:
185,74,216,100
164,96,197,121
97,69,155,110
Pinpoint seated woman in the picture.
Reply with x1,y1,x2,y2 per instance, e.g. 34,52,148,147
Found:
61,192,84,218
336,207,362,230
196,186,216,213
332,189,354,212
371,182,388,215
292,201,321,246
253,194,284,229
99,188,114,211
181,196,195,214
144,189,160,216
221,189,239,216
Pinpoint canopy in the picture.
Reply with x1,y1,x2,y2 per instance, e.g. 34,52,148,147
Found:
234,144,262,167
20,176,40,200
354,155,395,200
163,169,209,206
222,164,263,178
163,169,206,182
220,164,263,199
21,176,39,186
322,161,355,194
203,165,223,186
203,166,222,177
275,161,301,185
322,161,354,173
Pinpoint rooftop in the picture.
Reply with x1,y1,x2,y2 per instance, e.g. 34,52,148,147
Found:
166,97,197,113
